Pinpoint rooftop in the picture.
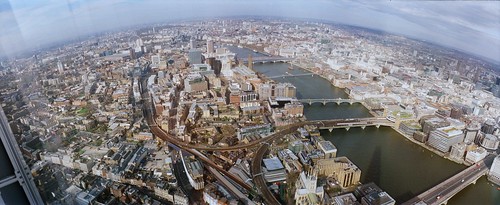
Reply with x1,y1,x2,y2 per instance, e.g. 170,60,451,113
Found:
437,126,463,137
318,141,337,153
263,157,284,171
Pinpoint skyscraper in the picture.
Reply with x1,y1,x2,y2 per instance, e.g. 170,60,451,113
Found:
129,47,136,59
206,39,214,54
190,38,195,49
188,49,202,64
57,61,64,73
0,107,44,204
248,54,253,70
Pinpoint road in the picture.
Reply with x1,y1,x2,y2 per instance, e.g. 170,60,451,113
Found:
403,155,494,205
251,143,281,205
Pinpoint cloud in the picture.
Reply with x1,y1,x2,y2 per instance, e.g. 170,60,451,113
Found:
0,0,499,61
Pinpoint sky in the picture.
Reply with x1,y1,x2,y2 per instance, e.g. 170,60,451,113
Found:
0,0,499,62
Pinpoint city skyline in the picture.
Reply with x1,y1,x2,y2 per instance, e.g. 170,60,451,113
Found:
2,1,500,204
0,17,499,204
1,0,499,62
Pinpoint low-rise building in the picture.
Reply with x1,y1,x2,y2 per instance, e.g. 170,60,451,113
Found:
237,124,271,141
184,73,208,93
413,131,428,143
398,120,422,136
331,193,360,205
263,157,287,182
315,157,361,188
488,155,500,185
317,141,337,159
427,126,464,153
480,134,499,150
449,142,466,161
465,147,487,164
355,183,395,205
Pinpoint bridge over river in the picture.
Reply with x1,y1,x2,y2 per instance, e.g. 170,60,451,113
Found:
268,73,317,79
299,98,364,105
403,155,494,205
239,56,293,64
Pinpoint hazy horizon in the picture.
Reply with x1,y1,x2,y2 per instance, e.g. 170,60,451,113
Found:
1,0,499,62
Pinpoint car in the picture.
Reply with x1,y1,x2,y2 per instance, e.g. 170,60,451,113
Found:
461,179,465,182
436,195,441,199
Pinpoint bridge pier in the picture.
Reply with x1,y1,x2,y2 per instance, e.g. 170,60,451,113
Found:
336,102,341,105
308,101,312,106
361,126,366,130
376,124,380,128
345,127,350,131
322,101,326,106
349,101,354,105
328,128,333,132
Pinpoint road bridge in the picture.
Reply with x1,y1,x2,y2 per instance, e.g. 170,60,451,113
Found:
403,155,494,205
312,118,394,131
299,98,363,105
268,73,317,79
239,56,293,64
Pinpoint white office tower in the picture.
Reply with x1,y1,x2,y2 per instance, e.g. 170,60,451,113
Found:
207,39,215,54
464,123,480,144
0,107,44,204
489,155,500,185
449,142,466,161
151,55,160,68
220,58,233,77
57,61,64,73
190,38,195,49
135,38,144,47
427,126,464,153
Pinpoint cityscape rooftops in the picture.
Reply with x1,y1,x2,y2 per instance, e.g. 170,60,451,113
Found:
436,126,463,137
317,141,337,154
263,157,284,171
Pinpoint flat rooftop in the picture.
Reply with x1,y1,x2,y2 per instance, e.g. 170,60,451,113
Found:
437,126,463,137
318,141,337,153
263,157,284,171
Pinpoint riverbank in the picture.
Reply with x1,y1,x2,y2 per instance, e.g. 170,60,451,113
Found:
290,59,477,166
231,44,499,205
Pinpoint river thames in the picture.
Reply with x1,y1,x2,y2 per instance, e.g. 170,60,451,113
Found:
228,45,500,204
